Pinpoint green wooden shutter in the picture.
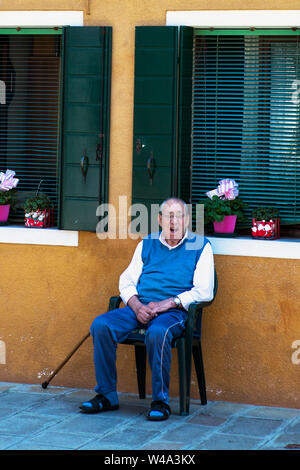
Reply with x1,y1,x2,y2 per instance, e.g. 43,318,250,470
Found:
132,26,194,230
132,26,178,224
192,30,300,225
177,26,194,202
60,26,111,231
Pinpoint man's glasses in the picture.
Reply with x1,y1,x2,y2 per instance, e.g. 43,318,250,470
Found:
161,213,185,220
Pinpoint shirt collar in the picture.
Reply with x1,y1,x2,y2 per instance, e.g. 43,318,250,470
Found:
159,230,189,250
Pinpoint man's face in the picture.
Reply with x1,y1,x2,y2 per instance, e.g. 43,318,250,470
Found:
158,201,189,243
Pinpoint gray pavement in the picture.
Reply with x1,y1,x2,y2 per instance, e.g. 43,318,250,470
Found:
0,381,299,451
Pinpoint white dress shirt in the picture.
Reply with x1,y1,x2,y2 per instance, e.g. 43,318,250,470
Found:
119,231,215,311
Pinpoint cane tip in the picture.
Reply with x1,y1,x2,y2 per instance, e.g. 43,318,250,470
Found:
41,381,48,389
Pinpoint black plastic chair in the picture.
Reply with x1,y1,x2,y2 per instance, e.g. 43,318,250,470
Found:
108,269,218,416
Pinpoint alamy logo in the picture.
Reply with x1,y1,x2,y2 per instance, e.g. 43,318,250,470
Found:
0,341,6,365
291,340,300,365
95,197,205,250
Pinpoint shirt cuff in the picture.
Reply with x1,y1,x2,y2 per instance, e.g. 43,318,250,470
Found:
120,286,139,305
177,293,192,311
177,291,213,312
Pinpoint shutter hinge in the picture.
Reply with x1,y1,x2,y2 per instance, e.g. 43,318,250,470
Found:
96,134,104,161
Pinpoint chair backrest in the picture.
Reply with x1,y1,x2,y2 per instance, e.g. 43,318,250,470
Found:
194,267,218,337
213,268,218,298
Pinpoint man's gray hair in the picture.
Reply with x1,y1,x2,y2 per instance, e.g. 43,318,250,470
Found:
159,197,189,215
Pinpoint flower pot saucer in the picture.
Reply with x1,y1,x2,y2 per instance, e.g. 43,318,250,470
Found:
212,232,237,238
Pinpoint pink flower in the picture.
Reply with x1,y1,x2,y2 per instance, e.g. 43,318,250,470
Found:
206,178,239,200
0,169,19,192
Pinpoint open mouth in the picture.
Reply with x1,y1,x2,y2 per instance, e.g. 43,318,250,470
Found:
169,227,179,237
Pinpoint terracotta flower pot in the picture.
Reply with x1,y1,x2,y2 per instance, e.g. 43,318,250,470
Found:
213,215,237,233
0,204,10,222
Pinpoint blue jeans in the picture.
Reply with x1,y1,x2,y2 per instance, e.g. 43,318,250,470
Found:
90,306,187,403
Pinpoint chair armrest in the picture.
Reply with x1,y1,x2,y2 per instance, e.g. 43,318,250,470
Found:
108,295,122,311
189,298,214,312
187,298,214,319
185,296,215,343
186,266,218,328
185,302,202,334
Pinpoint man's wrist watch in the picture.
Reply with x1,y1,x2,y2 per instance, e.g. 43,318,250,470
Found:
173,296,181,308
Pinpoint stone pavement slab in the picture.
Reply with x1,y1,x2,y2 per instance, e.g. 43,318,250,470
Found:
219,416,285,437
195,432,264,450
0,382,299,451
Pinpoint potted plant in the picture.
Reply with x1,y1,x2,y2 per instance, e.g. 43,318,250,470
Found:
0,169,19,224
201,179,247,235
251,207,280,240
24,181,53,228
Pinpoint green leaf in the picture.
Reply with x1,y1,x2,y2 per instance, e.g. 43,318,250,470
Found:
201,195,246,224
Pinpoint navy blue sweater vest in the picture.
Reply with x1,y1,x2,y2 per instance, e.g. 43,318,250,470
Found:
137,232,209,304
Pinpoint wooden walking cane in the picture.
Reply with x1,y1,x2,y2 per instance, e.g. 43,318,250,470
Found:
41,331,91,389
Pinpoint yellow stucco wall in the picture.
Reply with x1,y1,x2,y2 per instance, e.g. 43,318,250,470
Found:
0,0,300,408
1,235,300,408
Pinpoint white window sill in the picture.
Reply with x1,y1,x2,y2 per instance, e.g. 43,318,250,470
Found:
0,227,300,258
208,236,300,259
0,226,78,247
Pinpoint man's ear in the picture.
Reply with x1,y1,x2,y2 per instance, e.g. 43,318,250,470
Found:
184,214,190,229
158,213,162,228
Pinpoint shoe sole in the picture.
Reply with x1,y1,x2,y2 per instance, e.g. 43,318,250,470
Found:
79,404,119,414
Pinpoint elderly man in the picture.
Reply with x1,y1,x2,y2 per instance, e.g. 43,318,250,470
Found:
80,197,214,420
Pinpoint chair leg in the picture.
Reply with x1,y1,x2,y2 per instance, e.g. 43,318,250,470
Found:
135,345,147,399
177,339,188,416
184,336,193,416
192,342,207,405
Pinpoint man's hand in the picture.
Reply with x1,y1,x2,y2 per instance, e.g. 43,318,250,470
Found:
147,298,176,315
128,296,178,325
128,295,157,325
